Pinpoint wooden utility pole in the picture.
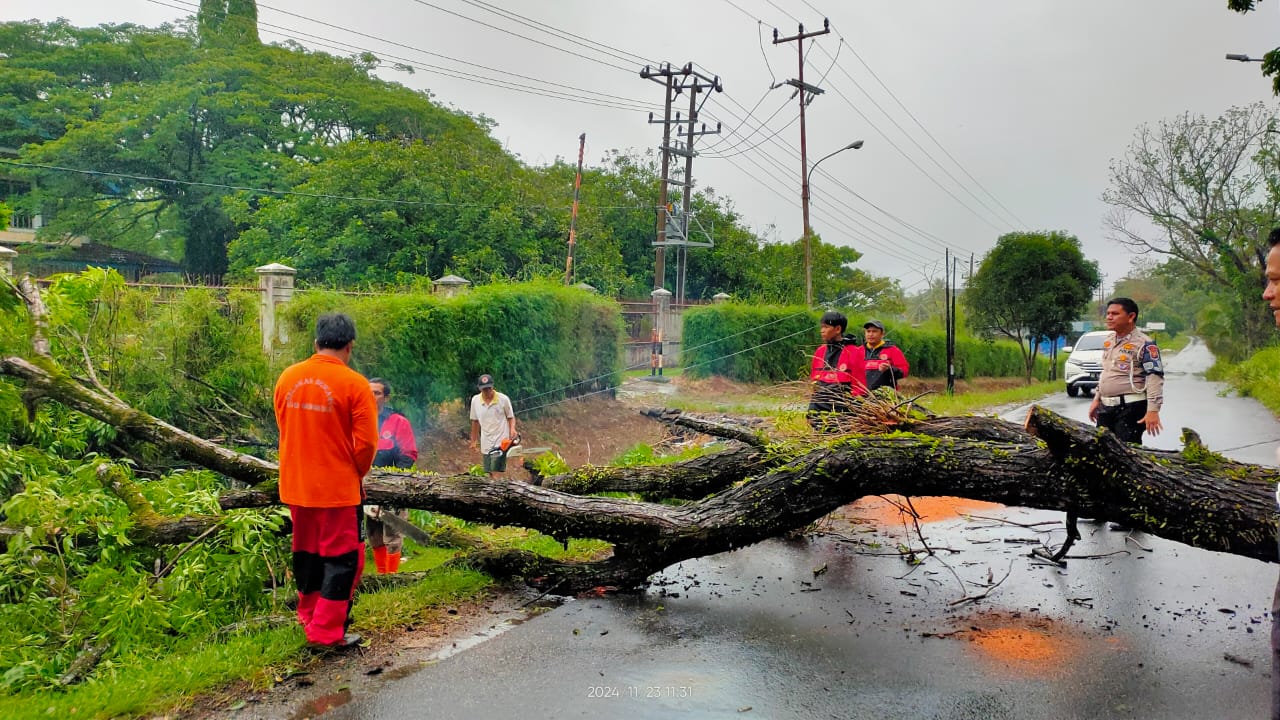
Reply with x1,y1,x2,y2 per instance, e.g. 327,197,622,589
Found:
564,133,586,285
774,19,830,308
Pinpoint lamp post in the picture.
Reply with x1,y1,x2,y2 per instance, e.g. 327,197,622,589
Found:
802,139,864,307
1225,53,1265,62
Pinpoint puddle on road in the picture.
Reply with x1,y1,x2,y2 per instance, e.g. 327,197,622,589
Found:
932,611,1106,678
289,688,352,719
843,495,1005,527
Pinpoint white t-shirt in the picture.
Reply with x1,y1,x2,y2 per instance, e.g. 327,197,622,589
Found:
470,391,514,452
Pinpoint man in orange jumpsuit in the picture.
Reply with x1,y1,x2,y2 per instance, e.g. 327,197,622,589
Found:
274,312,378,650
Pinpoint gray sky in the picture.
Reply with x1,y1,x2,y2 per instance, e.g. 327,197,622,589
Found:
5,0,1278,294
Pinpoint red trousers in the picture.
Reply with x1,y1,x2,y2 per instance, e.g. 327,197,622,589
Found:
290,505,364,645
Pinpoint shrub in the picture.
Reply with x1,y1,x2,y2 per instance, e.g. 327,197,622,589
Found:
682,304,1052,382
278,280,622,422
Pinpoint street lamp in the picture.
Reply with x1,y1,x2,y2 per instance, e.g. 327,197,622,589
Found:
1226,53,1265,62
802,139,864,307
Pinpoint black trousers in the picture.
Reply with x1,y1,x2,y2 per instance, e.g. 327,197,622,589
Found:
1096,399,1147,444
808,383,856,433
1272,532,1280,719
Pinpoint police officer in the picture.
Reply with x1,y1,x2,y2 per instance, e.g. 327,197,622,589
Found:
808,311,863,431
1086,297,1165,443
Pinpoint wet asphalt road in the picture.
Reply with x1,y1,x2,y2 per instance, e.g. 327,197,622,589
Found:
327,338,1279,720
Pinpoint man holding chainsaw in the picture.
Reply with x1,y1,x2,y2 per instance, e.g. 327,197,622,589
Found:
469,374,518,479
364,378,418,574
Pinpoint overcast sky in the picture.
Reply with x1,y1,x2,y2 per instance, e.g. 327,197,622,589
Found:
5,0,1279,294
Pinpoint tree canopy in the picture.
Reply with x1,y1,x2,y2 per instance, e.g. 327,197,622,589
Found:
1,18,497,278
964,231,1100,380
0,17,904,308
1102,103,1280,360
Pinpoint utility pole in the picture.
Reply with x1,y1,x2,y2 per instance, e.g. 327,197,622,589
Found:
641,65,677,291
949,256,958,394
945,249,955,395
640,62,721,302
774,19,830,308
564,132,585,285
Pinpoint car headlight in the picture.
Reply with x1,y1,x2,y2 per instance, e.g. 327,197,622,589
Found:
1064,361,1081,373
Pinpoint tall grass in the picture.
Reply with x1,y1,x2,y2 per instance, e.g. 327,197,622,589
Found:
1217,345,1280,414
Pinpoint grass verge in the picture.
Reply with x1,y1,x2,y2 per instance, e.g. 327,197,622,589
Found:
0,563,493,720
1210,345,1280,415
922,380,1062,416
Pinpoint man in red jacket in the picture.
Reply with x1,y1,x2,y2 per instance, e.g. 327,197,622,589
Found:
860,320,910,393
808,311,864,431
274,313,378,650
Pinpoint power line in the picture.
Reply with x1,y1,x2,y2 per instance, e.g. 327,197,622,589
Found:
697,79,965,256
803,0,1034,228
715,149,929,267
761,0,801,24
815,68,1006,233
406,0,636,73
456,0,659,68
711,111,955,265
814,39,1020,229
708,89,991,257
720,0,1022,234
701,95,797,158
147,0,659,113
704,91,974,258
697,84,774,152
829,31,1030,228
706,120,932,263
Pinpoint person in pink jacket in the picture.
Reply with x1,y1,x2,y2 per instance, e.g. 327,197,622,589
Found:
808,311,864,431
365,377,419,574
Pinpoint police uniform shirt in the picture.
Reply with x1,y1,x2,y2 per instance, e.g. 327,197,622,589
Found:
1096,329,1165,409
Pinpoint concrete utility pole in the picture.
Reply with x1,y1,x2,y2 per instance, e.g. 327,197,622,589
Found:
641,65,677,291
641,62,721,301
564,132,585,285
774,19,830,308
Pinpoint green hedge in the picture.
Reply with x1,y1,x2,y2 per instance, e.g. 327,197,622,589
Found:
681,304,818,382
278,281,622,422
682,304,1051,383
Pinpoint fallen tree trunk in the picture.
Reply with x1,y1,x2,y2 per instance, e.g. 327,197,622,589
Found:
110,412,1280,591
3,346,1277,592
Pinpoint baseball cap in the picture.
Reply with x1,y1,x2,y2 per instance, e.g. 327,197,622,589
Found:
863,319,885,331
477,374,494,389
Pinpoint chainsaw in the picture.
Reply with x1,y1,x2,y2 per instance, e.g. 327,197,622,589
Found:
489,434,551,458
373,509,435,547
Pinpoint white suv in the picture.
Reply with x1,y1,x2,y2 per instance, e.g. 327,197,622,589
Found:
1062,331,1110,397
